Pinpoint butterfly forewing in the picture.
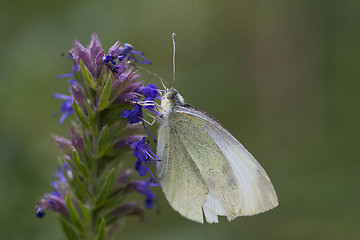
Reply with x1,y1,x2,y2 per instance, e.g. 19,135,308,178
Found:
157,104,278,223
157,113,209,223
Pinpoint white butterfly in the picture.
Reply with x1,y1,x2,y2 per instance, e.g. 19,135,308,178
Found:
156,88,278,223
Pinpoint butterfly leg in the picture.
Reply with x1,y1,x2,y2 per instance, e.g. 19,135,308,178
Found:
139,115,157,126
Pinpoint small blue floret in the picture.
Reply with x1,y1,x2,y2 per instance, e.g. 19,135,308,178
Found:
35,206,46,218
133,179,160,209
53,93,74,123
138,84,160,102
119,43,151,64
121,104,143,124
130,138,158,181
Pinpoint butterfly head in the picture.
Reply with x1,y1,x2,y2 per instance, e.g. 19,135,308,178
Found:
161,88,185,114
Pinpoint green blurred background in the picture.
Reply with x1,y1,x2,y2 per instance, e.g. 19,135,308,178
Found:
1,0,360,239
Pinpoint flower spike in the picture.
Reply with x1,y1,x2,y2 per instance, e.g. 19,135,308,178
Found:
38,34,161,237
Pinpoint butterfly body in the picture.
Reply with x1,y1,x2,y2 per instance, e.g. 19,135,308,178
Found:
156,88,278,223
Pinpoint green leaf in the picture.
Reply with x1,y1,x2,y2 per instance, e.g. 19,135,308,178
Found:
99,77,111,110
97,125,109,157
72,175,93,201
73,100,91,132
96,218,106,240
65,195,83,232
58,216,79,240
72,150,89,179
95,168,115,207
100,105,127,127
85,101,95,129
79,201,90,228
80,61,96,89
74,70,92,101
69,177,83,201
73,71,82,83
99,65,112,87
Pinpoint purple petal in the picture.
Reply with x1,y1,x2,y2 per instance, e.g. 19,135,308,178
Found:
121,109,131,118
53,93,72,100
59,112,69,124
51,134,73,155
114,135,146,148
88,33,103,61
56,72,74,79
134,159,148,176
115,92,138,103
108,41,121,55
132,51,151,64
116,169,133,184
95,51,105,78
109,202,145,219
73,40,94,74
72,63,80,72
70,126,84,150
70,84,85,107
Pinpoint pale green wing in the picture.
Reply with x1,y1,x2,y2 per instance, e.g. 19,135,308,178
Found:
174,105,278,222
156,115,209,223
157,109,260,223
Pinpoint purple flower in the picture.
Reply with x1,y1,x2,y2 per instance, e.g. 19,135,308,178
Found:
116,169,134,185
118,43,151,64
126,179,160,209
111,69,142,101
121,102,159,141
134,157,148,176
70,126,84,150
114,135,146,149
101,41,151,79
102,54,126,78
51,163,72,189
130,138,158,181
121,104,143,124
57,72,74,79
35,190,67,218
69,81,85,107
135,179,160,209
35,163,71,218
135,84,162,116
51,134,73,155
35,206,46,218
136,84,160,102
72,34,104,78
109,202,145,220
120,84,161,124
108,41,122,56
53,93,74,123
102,43,150,78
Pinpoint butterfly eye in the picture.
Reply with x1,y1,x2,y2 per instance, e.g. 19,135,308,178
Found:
165,92,173,99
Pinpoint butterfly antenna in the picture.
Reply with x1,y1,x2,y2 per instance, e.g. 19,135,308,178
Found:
172,33,176,88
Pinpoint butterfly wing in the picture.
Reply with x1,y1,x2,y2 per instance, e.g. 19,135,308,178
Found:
157,116,209,223
157,104,278,223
